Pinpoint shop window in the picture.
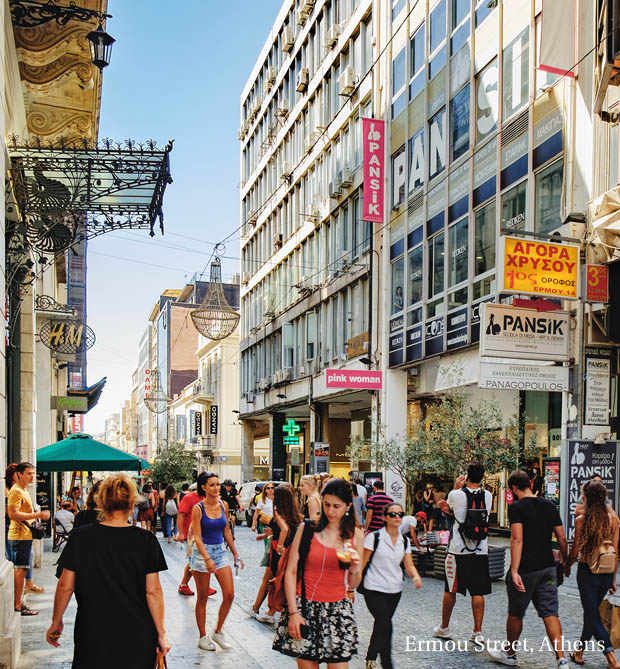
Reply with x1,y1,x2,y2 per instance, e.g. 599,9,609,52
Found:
451,84,470,161
448,285,468,310
430,0,446,53
429,108,447,179
503,27,529,121
501,181,526,232
408,245,423,305
427,296,445,318
476,58,498,143
429,232,445,297
449,217,468,286
535,160,563,233
392,257,405,314
474,200,495,276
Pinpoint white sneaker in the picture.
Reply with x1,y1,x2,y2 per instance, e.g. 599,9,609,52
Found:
212,628,232,650
197,635,216,651
557,660,568,668
256,612,276,624
488,648,517,666
470,632,485,647
249,608,259,619
433,626,452,639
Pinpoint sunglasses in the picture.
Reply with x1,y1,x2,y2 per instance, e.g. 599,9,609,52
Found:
265,486,275,490
387,511,405,518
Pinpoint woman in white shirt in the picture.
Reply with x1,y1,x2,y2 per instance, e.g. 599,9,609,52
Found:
360,503,422,669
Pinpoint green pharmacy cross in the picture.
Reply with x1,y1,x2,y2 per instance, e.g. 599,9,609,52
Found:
283,419,301,445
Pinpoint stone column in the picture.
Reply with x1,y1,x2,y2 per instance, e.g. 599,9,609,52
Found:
240,420,254,482
270,413,286,482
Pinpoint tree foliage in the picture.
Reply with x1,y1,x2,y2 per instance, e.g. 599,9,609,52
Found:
348,388,540,511
150,441,196,487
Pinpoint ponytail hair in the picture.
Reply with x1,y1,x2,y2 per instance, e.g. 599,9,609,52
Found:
96,474,138,517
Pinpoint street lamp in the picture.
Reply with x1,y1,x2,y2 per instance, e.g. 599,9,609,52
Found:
86,23,115,70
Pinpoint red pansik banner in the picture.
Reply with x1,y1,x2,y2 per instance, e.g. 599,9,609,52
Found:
362,118,384,223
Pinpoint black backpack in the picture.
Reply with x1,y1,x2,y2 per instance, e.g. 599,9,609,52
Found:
357,530,409,595
456,488,489,552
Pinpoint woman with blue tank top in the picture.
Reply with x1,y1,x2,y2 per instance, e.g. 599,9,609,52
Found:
190,472,243,652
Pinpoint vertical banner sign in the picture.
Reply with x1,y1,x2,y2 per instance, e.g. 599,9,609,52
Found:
584,349,611,426
194,411,203,436
362,118,385,223
209,405,218,435
565,440,618,541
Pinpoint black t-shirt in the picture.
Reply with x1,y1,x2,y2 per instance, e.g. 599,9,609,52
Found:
59,523,167,669
220,486,239,510
508,496,562,574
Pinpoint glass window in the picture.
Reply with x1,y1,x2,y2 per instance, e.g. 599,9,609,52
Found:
427,296,445,318
503,27,529,120
306,310,317,360
392,0,406,20
475,0,495,27
451,84,470,160
476,58,498,142
429,232,445,297
393,48,406,95
429,46,447,80
535,160,563,233
411,24,425,77
392,257,405,314
410,71,425,100
407,306,423,326
282,322,294,368
452,0,469,29
430,0,446,52
449,217,468,286
501,181,527,231
473,276,495,300
392,144,407,207
429,108,446,179
408,245,423,305
474,200,495,276
392,92,407,119
409,128,425,192
450,19,469,55
448,286,468,311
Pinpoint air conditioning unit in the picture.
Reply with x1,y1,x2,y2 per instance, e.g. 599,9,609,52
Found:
296,68,309,92
266,66,277,87
339,167,353,187
338,66,358,96
281,368,292,381
273,232,283,248
276,99,289,117
281,161,292,178
297,274,309,291
296,9,307,26
282,26,295,52
247,209,258,225
273,370,283,384
241,271,250,285
298,364,307,377
551,220,586,241
326,23,341,48
306,202,320,219
245,391,255,404
329,180,341,198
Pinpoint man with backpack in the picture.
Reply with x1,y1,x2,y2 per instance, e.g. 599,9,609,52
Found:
434,461,492,644
488,470,568,667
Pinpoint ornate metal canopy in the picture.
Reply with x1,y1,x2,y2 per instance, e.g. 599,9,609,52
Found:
9,0,111,28
144,369,171,414
191,258,240,340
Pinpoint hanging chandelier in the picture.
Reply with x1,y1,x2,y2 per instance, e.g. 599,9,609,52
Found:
191,257,239,340
144,369,170,414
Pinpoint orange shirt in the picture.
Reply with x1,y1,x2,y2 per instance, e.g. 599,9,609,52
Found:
297,535,346,602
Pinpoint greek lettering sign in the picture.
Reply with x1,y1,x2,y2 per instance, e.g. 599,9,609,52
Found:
209,405,218,435
478,362,570,392
480,303,569,361
362,118,384,223
585,264,609,303
565,440,618,542
585,350,611,426
499,237,580,299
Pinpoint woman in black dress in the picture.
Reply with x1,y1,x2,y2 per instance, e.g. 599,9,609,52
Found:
46,474,169,668
73,481,101,529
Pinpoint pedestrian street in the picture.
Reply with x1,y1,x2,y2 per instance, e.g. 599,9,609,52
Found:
16,526,612,668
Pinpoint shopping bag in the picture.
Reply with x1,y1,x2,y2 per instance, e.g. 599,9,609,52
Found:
154,650,167,669
600,596,620,648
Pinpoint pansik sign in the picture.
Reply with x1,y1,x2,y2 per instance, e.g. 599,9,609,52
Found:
585,349,611,426
499,237,580,299
325,369,383,390
478,362,569,392
480,303,569,361
362,118,384,223
565,440,618,542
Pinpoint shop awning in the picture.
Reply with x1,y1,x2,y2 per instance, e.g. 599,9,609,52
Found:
66,377,106,414
37,433,150,472
590,186,620,262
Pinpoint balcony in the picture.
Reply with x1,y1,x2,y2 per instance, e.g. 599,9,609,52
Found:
192,379,216,403
189,435,214,453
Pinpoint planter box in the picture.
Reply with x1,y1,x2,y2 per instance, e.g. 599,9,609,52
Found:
429,544,507,581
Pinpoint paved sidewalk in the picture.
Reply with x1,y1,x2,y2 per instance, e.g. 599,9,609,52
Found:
16,526,612,668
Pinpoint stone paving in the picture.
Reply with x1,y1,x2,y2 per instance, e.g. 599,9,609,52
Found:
16,525,613,668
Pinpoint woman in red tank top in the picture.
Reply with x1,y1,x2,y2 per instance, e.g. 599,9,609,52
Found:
273,479,364,667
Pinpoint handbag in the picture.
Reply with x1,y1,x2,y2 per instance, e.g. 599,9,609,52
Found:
154,650,167,669
588,539,617,574
22,520,45,540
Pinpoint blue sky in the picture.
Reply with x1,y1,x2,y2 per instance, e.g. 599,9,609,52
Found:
85,0,283,434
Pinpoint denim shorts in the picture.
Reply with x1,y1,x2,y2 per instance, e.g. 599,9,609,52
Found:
190,542,231,572
7,540,33,569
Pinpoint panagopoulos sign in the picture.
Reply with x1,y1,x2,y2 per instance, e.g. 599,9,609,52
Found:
325,369,383,390
362,118,384,223
499,236,580,299
478,362,570,392
480,303,569,361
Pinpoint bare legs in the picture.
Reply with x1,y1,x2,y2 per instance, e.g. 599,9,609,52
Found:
252,566,273,613
192,567,234,638
440,592,484,634
13,567,26,610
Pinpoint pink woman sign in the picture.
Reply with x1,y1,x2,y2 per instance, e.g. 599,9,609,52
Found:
325,369,383,390
362,118,384,223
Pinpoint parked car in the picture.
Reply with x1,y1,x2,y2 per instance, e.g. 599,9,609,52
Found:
236,480,266,526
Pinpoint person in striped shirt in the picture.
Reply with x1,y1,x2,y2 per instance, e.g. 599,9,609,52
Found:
365,480,394,533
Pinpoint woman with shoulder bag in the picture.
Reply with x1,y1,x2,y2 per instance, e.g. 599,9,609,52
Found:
273,478,364,667
565,480,620,668
164,485,178,543
360,503,422,669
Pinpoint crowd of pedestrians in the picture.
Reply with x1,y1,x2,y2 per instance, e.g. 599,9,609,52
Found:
3,456,618,669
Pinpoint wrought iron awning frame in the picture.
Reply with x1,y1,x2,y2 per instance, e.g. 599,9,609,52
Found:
9,0,111,28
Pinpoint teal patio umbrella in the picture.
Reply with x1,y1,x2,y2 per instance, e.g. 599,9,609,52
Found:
37,433,150,472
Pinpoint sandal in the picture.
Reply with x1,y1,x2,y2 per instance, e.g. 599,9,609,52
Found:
16,605,38,616
569,651,585,665
24,584,44,593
